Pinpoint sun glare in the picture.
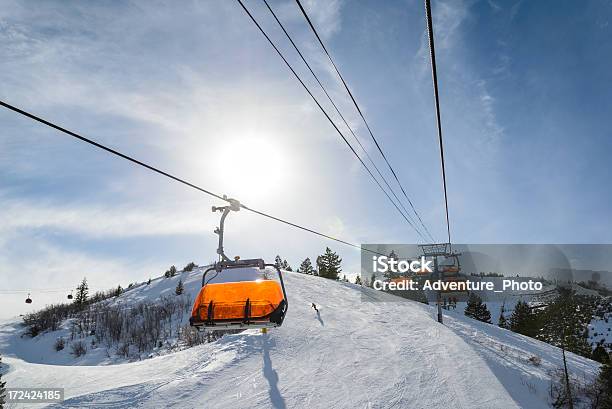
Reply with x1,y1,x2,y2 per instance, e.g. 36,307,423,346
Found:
213,137,287,201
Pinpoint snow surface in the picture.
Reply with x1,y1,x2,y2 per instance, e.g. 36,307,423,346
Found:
0,269,602,408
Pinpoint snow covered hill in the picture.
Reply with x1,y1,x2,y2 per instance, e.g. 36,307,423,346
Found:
0,268,602,408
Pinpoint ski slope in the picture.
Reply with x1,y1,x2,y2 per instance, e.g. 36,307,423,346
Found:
0,270,601,408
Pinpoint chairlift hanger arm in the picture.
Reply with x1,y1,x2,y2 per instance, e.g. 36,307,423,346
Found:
212,196,240,262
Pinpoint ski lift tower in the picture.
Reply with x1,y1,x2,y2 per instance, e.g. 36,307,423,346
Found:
419,243,451,324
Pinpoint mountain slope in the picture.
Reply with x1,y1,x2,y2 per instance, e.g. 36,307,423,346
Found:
0,270,601,408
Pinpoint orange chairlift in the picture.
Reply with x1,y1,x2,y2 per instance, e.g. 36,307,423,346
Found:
438,252,468,295
440,253,461,277
189,198,288,330
417,246,467,293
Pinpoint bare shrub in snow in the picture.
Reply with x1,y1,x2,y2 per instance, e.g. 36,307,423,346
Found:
70,341,87,357
520,377,537,394
22,287,231,361
117,342,130,358
177,325,224,347
548,366,603,408
549,367,577,408
54,337,65,351
84,294,196,357
528,355,542,366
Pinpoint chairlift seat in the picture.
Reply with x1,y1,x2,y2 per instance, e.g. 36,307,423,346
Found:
190,279,286,328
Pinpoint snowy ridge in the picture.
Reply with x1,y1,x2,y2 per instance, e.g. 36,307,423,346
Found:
0,269,602,408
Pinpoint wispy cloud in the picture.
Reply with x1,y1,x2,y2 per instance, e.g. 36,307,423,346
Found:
0,239,147,288
418,0,469,55
487,0,502,13
276,0,344,40
476,80,504,143
0,195,213,239
510,0,522,21
413,0,504,145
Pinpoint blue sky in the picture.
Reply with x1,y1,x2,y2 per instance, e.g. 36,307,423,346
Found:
1,0,611,318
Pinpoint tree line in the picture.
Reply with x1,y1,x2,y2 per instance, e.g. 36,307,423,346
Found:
276,247,343,280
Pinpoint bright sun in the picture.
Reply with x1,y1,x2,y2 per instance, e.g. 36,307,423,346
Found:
213,138,287,201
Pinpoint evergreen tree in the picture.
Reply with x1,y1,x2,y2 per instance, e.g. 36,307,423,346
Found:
383,269,400,281
183,262,197,272
275,255,283,268
510,300,535,336
592,344,610,365
75,278,89,305
464,292,491,323
355,275,362,285
164,269,171,278
282,260,292,271
297,258,315,275
115,285,123,297
370,273,377,288
383,250,400,280
0,354,6,408
169,265,177,277
175,279,184,296
595,363,612,408
317,247,342,280
536,289,593,357
147,278,151,285
498,303,509,329
315,256,323,276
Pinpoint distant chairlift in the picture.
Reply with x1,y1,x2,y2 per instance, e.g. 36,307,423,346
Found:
189,198,288,330
438,252,460,275
417,246,468,297
438,252,468,297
